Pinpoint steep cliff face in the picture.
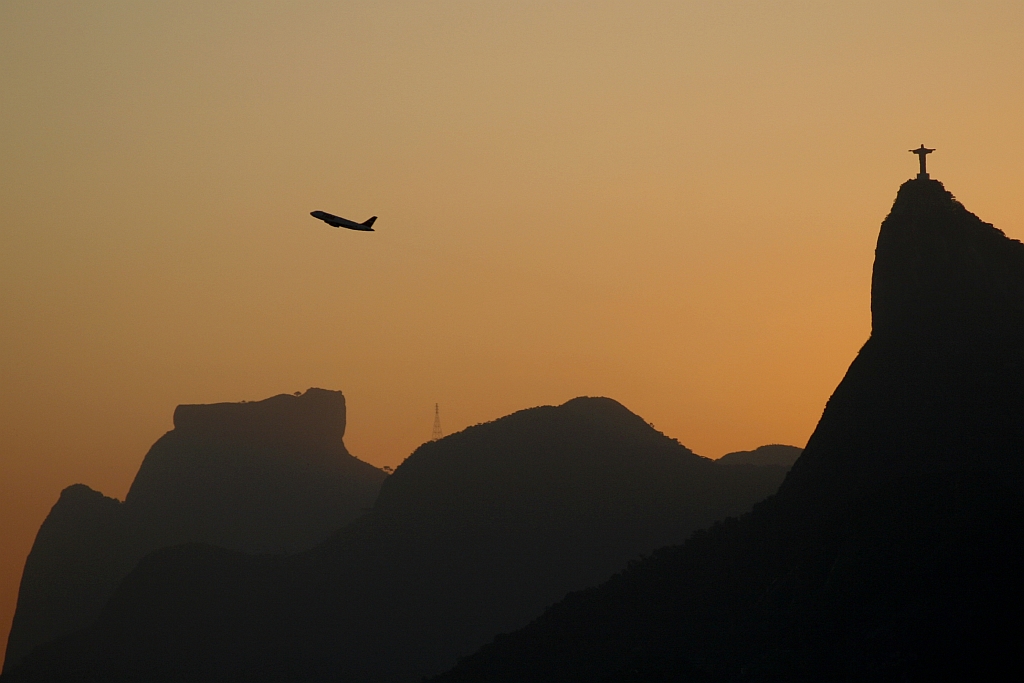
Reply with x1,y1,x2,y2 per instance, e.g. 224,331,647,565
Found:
782,179,1024,503
432,179,1024,682
2,397,795,683
125,388,378,554
3,389,385,673
870,179,1024,345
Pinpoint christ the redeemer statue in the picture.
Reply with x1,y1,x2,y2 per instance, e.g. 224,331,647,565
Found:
910,144,934,179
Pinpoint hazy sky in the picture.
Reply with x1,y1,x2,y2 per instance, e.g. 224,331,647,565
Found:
2,1,1022,664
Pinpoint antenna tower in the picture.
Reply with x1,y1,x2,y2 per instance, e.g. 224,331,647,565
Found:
431,403,443,441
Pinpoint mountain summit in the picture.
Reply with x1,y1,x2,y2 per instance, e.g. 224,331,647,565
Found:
3,389,386,674
434,178,1024,682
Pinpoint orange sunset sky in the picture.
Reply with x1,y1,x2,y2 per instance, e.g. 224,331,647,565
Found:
2,1,1022,664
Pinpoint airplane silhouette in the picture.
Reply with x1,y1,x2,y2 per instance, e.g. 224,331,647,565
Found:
310,211,377,231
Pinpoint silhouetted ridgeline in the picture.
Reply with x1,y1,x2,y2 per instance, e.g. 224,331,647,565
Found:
2,397,795,682
715,443,801,467
3,389,386,674
433,178,1024,682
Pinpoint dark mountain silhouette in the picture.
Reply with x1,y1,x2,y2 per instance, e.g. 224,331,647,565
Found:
2,397,795,682
433,178,1024,682
716,444,802,467
3,388,385,674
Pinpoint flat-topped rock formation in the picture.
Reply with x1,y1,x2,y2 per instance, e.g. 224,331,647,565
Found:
3,389,386,674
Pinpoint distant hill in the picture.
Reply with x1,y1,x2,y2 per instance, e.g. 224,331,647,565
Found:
2,388,386,674
2,397,794,682
433,178,1024,682
716,444,802,467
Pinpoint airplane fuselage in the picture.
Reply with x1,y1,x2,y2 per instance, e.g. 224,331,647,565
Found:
311,211,376,231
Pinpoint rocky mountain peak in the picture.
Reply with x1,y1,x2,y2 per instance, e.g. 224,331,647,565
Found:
871,178,1024,346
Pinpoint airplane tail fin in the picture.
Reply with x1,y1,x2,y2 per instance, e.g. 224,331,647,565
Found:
362,216,377,228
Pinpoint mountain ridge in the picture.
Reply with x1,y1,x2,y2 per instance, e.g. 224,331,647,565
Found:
433,177,1024,682
3,396,796,682
715,444,802,467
